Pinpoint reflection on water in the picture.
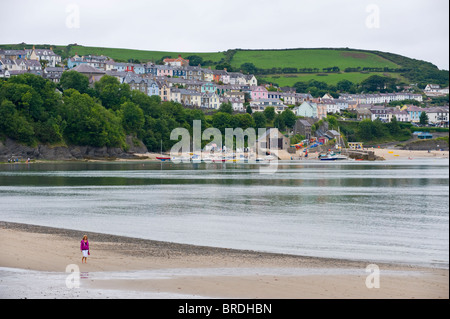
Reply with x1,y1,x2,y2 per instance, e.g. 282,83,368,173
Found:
0,159,448,268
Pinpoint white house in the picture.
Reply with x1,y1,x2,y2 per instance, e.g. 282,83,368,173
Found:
388,108,410,122
425,107,449,125
27,46,62,67
423,84,449,96
370,105,389,122
220,97,244,112
244,74,258,87
202,92,221,109
424,84,449,96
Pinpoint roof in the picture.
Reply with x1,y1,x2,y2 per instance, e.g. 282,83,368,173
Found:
163,55,189,63
72,64,106,74
327,130,340,136
297,119,312,127
406,105,424,112
356,108,372,114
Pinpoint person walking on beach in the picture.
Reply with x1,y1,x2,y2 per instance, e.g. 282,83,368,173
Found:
80,235,90,263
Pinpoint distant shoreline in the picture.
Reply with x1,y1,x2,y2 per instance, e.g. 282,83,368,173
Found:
1,148,448,165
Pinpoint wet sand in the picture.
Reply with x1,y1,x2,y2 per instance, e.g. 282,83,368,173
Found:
0,221,447,299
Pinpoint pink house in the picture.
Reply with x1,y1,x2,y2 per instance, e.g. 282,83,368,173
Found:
251,86,268,100
156,65,173,77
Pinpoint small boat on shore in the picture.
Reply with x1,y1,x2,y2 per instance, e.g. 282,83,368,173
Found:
191,154,201,163
156,156,171,162
156,140,171,161
319,127,348,161
320,153,347,161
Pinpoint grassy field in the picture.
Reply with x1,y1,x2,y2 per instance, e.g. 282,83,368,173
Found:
231,49,400,70
61,45,226,63
261,72,406,86
1,44,411,85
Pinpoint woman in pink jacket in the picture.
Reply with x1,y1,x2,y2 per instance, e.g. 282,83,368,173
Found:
80,235,90,263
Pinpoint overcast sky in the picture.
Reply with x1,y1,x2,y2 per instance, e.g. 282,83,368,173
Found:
1,0,448,69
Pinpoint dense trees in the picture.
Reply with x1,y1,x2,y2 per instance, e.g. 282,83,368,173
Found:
59,89,125,147
360,75,397,92
291,74,405,98
253,112,266,129
0,74,191,150
60,70,90,94
263,107,276,122
94,75,131,110
0,99,35,145
186,55,204,66
240,63,258,75
419,111,429,126
218,102,233,114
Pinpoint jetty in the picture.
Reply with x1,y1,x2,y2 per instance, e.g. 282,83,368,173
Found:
340,149,380,161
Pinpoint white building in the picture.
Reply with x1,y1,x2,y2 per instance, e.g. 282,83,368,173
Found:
426,107,449,125
27,47,61,67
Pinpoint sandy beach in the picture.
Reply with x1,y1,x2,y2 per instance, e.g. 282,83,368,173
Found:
137,148,449,162
0,221,447,299
371,148,449,160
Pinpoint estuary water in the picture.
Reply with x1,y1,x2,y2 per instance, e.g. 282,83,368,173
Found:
0,159,448,268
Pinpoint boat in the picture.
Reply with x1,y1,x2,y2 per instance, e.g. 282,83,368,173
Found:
320,153,347,161
156,140,171,161
320,128,348,161
191,154,201,163
265,155,277,161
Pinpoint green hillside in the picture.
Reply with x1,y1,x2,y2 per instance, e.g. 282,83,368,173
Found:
62,45,225,64
231,49,400,70
262,72,406,86
1,44,448,87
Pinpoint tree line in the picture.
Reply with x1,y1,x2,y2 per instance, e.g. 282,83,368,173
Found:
283,75,402,98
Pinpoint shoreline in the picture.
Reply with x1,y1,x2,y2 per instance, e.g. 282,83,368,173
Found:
1,148,448,165
0,221,448,299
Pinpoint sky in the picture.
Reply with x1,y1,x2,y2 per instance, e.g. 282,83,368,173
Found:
1,0,448,70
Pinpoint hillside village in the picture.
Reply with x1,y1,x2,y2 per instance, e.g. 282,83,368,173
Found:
0,47,448,130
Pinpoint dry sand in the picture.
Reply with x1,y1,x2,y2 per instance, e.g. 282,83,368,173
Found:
0,222,447,299
371,148,449,160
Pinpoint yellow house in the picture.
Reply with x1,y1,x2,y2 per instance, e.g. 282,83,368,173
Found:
158,81,171,102
202,68,214,82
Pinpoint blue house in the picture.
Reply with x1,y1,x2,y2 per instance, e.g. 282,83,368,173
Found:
144,63,157,76
133,64,145,75
172,67,186,78
407,105,423,123
267,91,282,100
67,55,85,69
201,82,217,94
146,79,159,97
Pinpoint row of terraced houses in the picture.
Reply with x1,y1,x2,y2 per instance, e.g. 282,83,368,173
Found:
0,49,447,125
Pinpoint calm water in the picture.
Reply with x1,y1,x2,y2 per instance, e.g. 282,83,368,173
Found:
0,159,448,268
